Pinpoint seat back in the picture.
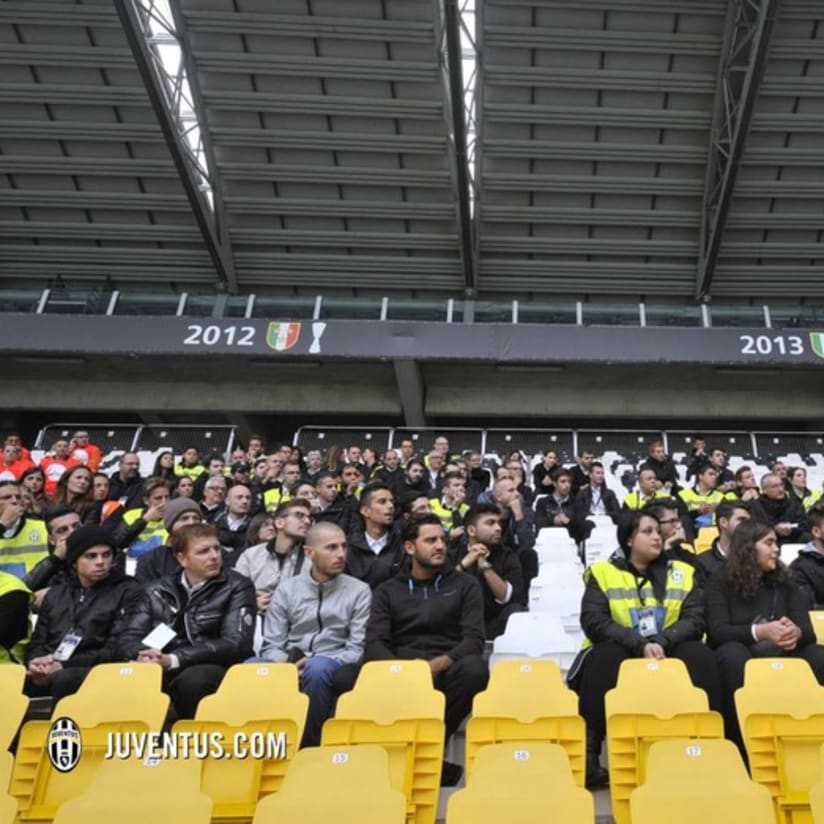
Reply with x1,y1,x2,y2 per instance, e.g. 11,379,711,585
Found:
252,745,406,824
11,664,168,822
174,663,308,821
735,660,824,821
694,527,718,554
810,612,824,645
807,743,824,824
446,743,593,824
321,661,445,824
55,662,168,728
630,740,775,824
0,663,28,750
606,659,724,824
466,660,585,786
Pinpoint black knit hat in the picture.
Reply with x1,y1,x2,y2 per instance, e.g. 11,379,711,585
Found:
65,525,117,567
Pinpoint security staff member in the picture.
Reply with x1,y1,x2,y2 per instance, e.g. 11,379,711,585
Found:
0,481,48,580
569,510,721,789
678,464,730,529
0,570,30,664
429,472,470,539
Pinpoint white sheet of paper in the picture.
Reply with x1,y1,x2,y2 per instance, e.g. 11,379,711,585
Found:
141,623,177,651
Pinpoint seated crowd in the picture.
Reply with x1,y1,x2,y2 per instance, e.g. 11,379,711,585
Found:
1,430,824,789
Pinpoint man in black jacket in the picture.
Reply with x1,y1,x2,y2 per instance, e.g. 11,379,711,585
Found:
125,523,255,718
750,473,810,546
790,503,824,608
366,514,488,785
24,525,146,700
453,504,526,638
346,482,404,589
638,440,680,495
24,505,82,604
134,497,203,585
214,483,253,563
107,452,144,510
569,462,621,543
698,500,751,583
314,471,351,532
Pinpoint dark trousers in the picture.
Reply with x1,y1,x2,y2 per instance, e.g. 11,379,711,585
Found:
24,665,92,703
715,641,824,752
485,603,527,640
578,640,723,741
517,548,539,587
165,663,227,719
433,654,489,740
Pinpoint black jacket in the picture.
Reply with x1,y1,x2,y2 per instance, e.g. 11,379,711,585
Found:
569,485,621,542
705,568,815,649
315,494,352,533
697,539,728,585
452,542,526,622
580,552,706,656
365,567,485,662
345,523,405,590
135,545,180,586
534,494,574,531
107,473,144,511
749,495,810,545
26,568,147,667
0,581,30,658
25,552,68,593
214,511,252,562
638,456,680,493
790,547,824,609
124,569,255,668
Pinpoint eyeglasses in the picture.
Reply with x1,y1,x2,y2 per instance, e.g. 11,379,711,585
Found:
288,512,313,522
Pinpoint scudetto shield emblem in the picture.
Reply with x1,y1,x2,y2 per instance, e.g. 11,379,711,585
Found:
810,332,824,360
266,322,301,352
47,716,82,773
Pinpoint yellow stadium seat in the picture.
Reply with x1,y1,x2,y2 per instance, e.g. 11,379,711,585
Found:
1,751,15,821
252,745,407,824
51,757,212,824
446,742,593,823
694,527,718,555
630,739,774,824
807,743,824,824
736,658,824,823
321,660,445,824
173,662,308,823
465,659,585,786
810,613,824,645
10,663,168,823
0,663,28,750
606,659,724,824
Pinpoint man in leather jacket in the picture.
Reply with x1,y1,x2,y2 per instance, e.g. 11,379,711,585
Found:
24,525,146,700
124,523,256,718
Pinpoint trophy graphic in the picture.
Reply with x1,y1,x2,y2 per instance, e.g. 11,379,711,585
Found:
309,322,327,354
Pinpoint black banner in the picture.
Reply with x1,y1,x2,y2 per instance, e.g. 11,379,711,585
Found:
2,314,824,366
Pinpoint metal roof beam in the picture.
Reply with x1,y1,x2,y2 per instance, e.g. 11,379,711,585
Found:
393,360,427,428
113,0,238,293
442,0,476,297
696,0,780,300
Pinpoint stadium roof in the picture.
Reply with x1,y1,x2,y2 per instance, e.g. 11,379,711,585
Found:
1,0,824,301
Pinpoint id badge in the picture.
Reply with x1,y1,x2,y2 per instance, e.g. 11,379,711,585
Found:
637,607,658,638
53,632,83,662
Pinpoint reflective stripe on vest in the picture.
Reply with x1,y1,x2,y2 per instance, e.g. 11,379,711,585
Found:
429,499,469,532
0,571,30,664
0,518,48,580
582,558,695,650
123,509,168,559
621,490,670,510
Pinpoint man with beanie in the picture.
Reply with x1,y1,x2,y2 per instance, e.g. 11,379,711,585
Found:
24,525,146,700
124,523,256,718
134,497,203,585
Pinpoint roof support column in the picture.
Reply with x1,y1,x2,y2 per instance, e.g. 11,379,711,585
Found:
696,0,780,300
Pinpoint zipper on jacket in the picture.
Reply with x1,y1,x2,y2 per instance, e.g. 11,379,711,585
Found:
308,584,324,652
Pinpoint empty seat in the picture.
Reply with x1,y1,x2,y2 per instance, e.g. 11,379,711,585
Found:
11,663,168,823
606,659,724,824
630,739,774,824
446,742,593,823
736,658,824,823
252,745,406,824
465,659,585,786
811,612,824,645
0,663,28,750
321,661,445,824
173,662,308,822
489,612,581,672
694,527,719,555
51,757,211,824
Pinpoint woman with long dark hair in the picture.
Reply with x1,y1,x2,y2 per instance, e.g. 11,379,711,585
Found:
152,450,176,482
20,466,46,516
50,464,99,523
705,519,824,748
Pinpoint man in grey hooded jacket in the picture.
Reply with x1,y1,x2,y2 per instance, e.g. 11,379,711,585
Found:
259,521,371,745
